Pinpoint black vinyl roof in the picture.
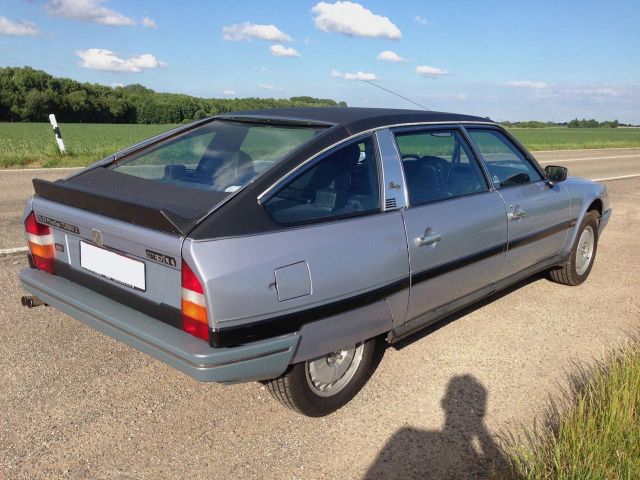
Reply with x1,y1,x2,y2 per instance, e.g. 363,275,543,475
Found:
219,107,494,135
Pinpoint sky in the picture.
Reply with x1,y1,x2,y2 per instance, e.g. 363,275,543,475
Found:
1,0,639,122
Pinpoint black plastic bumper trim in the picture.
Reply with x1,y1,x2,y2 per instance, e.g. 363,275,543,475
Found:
53,261,182,329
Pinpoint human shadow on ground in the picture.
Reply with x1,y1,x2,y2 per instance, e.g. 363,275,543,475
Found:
365,374,506,480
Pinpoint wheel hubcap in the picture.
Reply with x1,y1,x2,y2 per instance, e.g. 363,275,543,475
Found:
306,344,365,397
575,225,595,276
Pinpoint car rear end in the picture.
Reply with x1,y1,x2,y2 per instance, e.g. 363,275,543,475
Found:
19,118,327,384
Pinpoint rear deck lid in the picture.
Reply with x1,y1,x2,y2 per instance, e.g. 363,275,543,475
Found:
33,168,228,235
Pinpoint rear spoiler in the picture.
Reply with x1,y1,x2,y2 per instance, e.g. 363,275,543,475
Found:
33,169,229,236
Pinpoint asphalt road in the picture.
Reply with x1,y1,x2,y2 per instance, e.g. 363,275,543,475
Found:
1,150,639,479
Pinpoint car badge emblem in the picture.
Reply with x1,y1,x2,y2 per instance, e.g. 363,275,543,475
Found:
91,229,103,246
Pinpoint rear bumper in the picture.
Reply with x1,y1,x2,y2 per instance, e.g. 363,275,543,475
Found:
20,268,299,384
598,208,612,237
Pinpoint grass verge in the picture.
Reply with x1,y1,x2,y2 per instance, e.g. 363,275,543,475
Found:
498,339,640,479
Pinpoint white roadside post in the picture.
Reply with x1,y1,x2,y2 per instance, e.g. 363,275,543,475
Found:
48,114,67,155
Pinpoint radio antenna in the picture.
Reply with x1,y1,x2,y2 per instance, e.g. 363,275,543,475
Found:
364,80,430,111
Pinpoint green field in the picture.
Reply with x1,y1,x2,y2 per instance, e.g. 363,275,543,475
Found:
0,123,178,168
508,126,640,151
1,123,640,168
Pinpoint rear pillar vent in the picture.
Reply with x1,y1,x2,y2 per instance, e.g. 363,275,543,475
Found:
385,198,397,209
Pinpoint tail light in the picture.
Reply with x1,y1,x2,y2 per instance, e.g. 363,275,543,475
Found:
25,212,55,274
181,260,209,342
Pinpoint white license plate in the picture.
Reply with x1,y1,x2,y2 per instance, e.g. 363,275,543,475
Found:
80,241,146,291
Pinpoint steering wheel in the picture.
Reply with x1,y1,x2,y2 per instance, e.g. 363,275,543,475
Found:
423,156,451,186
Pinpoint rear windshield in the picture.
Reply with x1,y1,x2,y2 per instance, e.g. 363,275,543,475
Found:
111,120,325,192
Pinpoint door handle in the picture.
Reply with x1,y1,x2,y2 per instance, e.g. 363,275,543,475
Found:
416,232,442,247
509,207,526,221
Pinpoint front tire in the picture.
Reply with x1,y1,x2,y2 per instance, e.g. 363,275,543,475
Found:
549,211,599,286
264,337,383,416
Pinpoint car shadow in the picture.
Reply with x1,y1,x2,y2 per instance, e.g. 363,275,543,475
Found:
393,272,545,351
365,374,506,479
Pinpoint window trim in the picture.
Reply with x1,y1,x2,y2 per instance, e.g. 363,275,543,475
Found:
462,125,546,190
260,134,384,227
391,125,493,209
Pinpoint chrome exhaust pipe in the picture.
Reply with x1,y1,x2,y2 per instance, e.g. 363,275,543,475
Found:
21,295,47,308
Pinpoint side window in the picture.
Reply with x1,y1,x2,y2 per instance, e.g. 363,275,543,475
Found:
466,129,542,188
264,137,380,225
395,129,488,207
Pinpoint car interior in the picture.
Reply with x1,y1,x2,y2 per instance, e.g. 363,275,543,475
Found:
398,131,487,206
264,139,380,224
163,149,256,192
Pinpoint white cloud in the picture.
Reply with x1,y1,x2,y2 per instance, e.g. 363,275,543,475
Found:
312,1,401,39
506,81,549,90
258,83,283,91
414,15,429,26
416,65,449,78
76,48,167,72
270,44,301,57
141,17,157,29
222,22,292,42
223,89,236,96
566,86,621,96
377,50,406,62
332,69,377,81
0,16,40,36
47,0,135,26
110,82,124,88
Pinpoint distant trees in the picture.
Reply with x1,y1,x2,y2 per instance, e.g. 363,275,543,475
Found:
500,120,558,128
501,119,622,128
567,118,620,128
0,67,345,124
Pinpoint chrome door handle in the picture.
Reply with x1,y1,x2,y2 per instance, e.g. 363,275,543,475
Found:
509,207,526,221
416,232,442,247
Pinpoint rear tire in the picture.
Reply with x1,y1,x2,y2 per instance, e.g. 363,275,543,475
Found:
264,337,383,417
549,211,599,286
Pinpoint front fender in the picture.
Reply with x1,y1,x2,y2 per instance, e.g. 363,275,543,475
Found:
560,177,610,255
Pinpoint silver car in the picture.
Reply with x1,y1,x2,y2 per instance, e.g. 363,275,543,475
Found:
20,108,611,416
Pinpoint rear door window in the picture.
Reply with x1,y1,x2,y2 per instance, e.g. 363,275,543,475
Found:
264,136,380,225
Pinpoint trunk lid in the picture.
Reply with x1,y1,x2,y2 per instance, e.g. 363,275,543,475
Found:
30,191,188,328
33,167,229,235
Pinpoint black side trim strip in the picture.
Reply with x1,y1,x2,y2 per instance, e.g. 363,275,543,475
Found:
209,276,410,348
53,261,182,329
508,219,575,250
411,243,505,286
209,218,578,348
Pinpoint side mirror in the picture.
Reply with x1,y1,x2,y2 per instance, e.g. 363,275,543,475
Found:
545,165,568,184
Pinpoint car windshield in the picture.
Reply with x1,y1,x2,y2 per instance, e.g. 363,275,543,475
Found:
111,120,325,192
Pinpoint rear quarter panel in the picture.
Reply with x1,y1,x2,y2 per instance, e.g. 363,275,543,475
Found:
183,211,410,332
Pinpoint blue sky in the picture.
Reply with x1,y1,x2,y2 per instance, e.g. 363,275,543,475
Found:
1,0,639,122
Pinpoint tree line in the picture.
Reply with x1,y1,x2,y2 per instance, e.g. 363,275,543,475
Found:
0,67,346,124
501,119,624,128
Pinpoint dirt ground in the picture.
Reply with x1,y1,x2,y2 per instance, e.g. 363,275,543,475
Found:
0,171,638,479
